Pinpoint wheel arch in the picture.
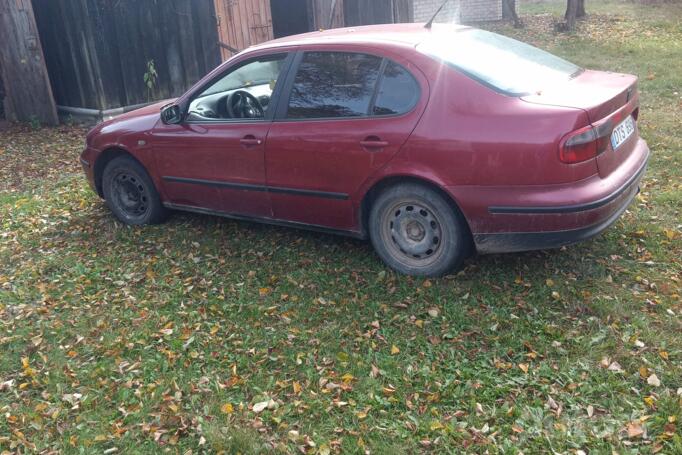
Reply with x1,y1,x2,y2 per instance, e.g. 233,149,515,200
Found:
93,147,146,198
359,175,474,253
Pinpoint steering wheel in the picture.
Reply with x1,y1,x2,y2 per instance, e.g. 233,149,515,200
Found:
226,90,264,119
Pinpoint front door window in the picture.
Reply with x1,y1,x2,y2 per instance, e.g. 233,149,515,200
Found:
187,54,287,121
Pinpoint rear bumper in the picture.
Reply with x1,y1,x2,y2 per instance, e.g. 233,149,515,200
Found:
457,138,649,254
474,177,641,254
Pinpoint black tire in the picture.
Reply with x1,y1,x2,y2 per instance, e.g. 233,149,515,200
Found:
102,156,168,225
369,183,469,277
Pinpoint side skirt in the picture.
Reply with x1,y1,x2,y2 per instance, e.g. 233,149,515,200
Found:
163,202,367,240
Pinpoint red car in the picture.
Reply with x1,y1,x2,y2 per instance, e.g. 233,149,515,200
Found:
81,24,649,276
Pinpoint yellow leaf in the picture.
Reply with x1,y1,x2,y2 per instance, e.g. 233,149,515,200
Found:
390,345,400,355
545,278,555,287
663,229,678,240
292,381,302,394
659,351,669,361
35,403,48,412
430,420,444,431
644,396,655,407
94,435,107,442
21,357,30,369
518,363,529,374
259,287,270,297
341,373,354,383
221,403,234,414
415,319,424,328
210,325,220,335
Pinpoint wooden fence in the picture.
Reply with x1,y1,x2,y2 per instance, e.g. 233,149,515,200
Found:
32,0,222,111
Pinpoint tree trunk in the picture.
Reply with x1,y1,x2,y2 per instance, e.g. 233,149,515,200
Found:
0,0,57,125
564,0,578,31
502,0,523,28
565,0,586,21
577,0,586,18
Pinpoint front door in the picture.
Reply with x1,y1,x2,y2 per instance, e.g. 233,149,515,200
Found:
152,53,292,218
265,50,427,230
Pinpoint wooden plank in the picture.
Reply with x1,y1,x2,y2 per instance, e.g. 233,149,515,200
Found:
0,0,58,124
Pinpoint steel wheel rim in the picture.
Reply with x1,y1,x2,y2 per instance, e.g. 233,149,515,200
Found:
381,199,445,268
111,172,149,219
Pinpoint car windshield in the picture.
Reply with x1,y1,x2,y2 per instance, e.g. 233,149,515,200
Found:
417,28,581,96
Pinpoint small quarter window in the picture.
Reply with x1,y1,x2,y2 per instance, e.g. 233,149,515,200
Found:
373,62,420,116
287,52,382,119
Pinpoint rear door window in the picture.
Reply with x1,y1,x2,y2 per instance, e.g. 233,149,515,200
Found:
286,52,382,119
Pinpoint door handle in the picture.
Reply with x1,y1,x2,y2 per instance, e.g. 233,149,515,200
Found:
240,136,263,147
360,137,389,149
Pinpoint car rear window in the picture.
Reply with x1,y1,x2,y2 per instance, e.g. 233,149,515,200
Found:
417,29,581,96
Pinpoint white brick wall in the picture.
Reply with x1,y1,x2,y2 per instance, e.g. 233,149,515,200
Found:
413,0,503,23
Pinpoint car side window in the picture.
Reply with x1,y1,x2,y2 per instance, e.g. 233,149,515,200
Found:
287,52,382,119
373,61,420,116
187,54,287,121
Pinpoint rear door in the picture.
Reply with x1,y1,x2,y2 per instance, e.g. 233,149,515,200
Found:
264,47,428,230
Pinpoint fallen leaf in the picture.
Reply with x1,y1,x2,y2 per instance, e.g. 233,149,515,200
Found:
647,374,661,387
518,363,529,374
390,345,400,355
627,421,644,439
608,361,624,373
221,403,234,414
253,400,270,413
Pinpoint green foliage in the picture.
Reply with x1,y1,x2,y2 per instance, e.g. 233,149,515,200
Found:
143,59,158,102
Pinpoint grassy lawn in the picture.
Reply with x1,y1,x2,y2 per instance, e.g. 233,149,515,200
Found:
1,1,681,453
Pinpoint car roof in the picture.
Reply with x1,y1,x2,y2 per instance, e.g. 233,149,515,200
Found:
248,23,472,52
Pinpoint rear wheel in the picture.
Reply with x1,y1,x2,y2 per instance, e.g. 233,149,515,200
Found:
102,156,168,225
369,183,469,277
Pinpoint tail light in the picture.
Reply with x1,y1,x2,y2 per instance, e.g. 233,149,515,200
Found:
559,122,612,164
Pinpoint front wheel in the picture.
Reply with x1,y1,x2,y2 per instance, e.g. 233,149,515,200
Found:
102,156,168,225
369,183,469,277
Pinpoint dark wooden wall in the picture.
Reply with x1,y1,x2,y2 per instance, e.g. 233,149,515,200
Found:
343,0,413,27
32,0,222,111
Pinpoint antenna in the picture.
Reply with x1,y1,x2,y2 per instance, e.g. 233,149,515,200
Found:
424,0,450,29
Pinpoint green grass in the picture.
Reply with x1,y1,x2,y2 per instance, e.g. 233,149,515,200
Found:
1,2,681,453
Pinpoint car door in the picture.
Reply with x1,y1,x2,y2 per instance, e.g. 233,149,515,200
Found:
151,52,293,218
264,47,428,231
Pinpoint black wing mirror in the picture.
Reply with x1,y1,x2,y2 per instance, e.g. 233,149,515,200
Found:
161,104,182,125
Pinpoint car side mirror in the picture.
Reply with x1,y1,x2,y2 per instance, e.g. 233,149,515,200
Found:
161,104,182,125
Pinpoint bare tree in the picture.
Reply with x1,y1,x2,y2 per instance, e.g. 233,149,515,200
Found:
560,0,586,31
502,0,523,28
566,0,586,20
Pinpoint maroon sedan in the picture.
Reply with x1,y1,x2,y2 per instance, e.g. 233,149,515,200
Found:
81,24,649,276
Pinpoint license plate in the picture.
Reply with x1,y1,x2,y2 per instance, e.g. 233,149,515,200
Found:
610,116,635,151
